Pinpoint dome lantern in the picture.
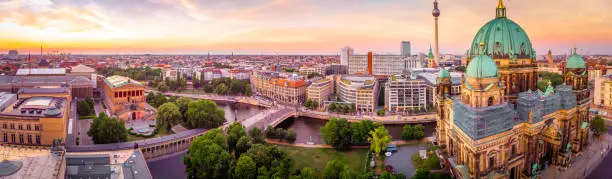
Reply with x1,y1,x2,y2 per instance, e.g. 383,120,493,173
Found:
496,0,506,18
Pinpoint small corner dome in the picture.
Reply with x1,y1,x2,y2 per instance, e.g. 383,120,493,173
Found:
566,53,585,69
466,54,498,78
438,68,450,78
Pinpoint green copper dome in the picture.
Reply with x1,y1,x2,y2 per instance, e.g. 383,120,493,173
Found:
438,68,450,78
566,51,585,69
468,2,534,59
466,54,498,78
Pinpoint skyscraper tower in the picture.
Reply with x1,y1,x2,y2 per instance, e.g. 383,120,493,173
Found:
432,0,440,67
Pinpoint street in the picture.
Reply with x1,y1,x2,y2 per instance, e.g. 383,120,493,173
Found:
586,126,612,179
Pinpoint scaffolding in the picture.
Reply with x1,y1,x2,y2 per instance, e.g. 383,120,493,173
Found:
453,99,516,140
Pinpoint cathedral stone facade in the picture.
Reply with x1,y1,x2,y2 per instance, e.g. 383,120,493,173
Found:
436,1,592,178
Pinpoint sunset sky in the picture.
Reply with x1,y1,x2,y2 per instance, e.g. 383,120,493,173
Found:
1,0,610,55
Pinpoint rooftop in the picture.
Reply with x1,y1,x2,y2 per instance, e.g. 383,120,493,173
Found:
105,75,143,89
16,68,66,76
1,96,66,118
70,64,96,73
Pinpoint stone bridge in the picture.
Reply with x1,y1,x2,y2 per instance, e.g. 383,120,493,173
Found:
239,106,437,131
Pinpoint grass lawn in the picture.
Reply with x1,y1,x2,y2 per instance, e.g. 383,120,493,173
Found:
127,130,173,142
275,145,369,175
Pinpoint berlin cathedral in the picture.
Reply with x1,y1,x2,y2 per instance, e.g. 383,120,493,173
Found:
435,0,591,178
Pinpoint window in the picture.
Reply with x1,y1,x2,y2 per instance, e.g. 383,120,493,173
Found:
18,124,22,130
2,133,6,142
18,134,23,144
27,135,32,144
10,134,15,143
34,125,40,131
26,124,31,130
35,135,41,145
115,92,118,98
488,97,494,106
511,144,517,157
10,124,14,129
1,123,5,129
489,156,495,169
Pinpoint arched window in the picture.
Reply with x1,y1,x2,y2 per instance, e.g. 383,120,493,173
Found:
488,97,494,106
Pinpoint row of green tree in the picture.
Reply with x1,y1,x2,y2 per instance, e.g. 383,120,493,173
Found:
264,127,297,143
320,118,384,149
194,77,252,96
303,99,318,110
327,102,356,114
402,124,425,141
97,66,162,81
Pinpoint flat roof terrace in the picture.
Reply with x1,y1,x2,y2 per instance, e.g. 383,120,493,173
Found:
0,97,67,118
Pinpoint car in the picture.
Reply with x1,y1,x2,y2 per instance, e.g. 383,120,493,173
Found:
386,144,398,153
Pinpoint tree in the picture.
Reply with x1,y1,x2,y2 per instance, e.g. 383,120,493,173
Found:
87,112,128,144
590,115,608,136
185,100,225,129
322,160,352,179
351,120,381,145
202,128,227,148
379,172,396,179
77,100,92,116
304,99,318,110
320,118,353,150
215,83,228,95
158,83,169,92
376,109,385,116
175,97,192,121
235,155,257,179
183,137,232,179
248,127,267,144
368,126,391,154
154,93,167,108
285,129,297,143
412,168,431,179
156,103,182,133
413,124,425,140
85,97,94,108
402,125,414,140
299,167,318,179
236,136,252,157
146,92,156,103
244,144,289,170
227,122,247,153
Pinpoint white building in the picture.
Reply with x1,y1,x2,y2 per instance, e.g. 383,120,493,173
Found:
340,47,353,66
162,69,178,81
299,64,326,75
385,74,427,112
348,54,422,75
229,69,251,80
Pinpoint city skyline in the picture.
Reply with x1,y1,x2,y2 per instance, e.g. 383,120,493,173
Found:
1,0,611,55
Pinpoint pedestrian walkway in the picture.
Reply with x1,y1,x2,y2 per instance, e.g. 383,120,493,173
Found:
541,134,612,179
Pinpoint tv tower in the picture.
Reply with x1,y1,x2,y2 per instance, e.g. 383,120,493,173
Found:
432,0,440,67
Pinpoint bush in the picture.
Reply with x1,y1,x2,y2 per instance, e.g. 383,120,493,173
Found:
376,109,385,116
285,129,297,143
402,124,425,141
